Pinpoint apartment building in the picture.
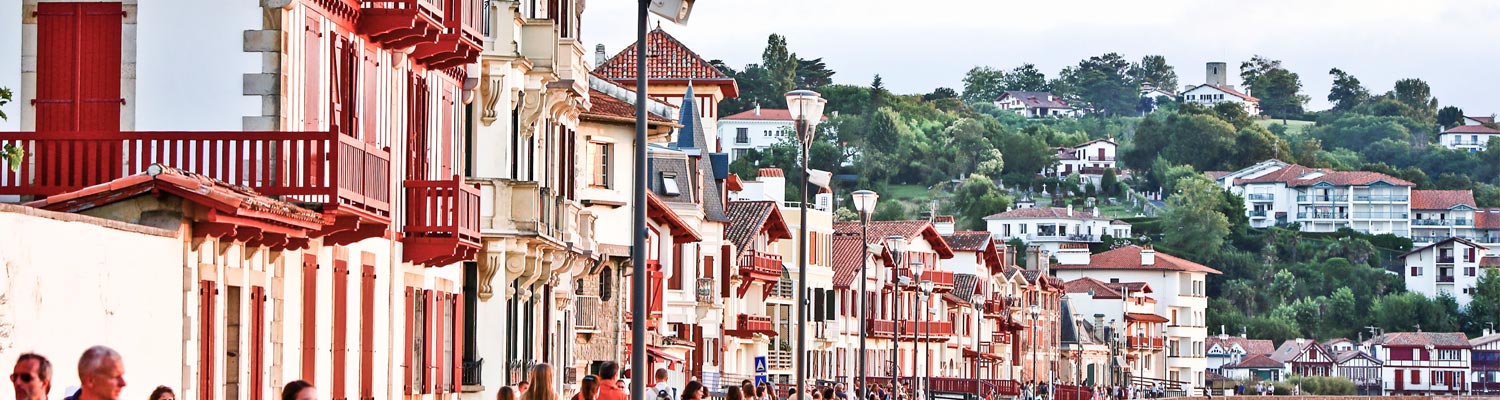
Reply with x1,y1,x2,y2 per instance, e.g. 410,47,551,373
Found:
1218,160,1413,235
1401,237,1493,308
983,206,1132,254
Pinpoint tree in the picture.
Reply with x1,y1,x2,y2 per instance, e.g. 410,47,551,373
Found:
795,57,835,89
1391,78,1439,124
1239,55,1282,89
1101,168,1120,196
961,66,1007,104
1057,53,1136,116
1000,63,1049,92
762,34,798,96
997,129,1057,185
1129,55,1178,93
923,87,959,102
942,118,993,178
952,174,1012,230
1465,269,1500,335
1256,68,1309,120
1160,174,1231,259
872,200,908,221
0,86,19,171
870,74,888,110
1437,105,1465,129
1327,68,1369,112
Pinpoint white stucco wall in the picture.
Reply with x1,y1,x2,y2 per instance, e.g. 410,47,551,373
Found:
0,205,184,400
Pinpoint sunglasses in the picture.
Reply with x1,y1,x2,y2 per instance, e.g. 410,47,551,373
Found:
10,373,36,383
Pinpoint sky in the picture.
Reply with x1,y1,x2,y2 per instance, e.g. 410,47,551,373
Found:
583,0,1500,113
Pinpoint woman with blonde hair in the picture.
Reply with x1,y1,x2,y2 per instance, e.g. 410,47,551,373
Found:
521,363,559,400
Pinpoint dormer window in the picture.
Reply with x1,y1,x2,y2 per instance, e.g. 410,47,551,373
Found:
662,172,681,196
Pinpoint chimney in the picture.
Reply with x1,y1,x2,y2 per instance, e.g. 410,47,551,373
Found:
1140,245,1156,266
1206,62,1227,87
934,216,955,236
595,44,606,67
1026,245,1049,274
1067,204,1073,217
1296,338,1305,346
754,103,761,116
1093,207,1100,218
757,168,786,202
1095,314,1106,338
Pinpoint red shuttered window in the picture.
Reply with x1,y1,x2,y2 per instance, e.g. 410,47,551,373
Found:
303,17,321,131
407,74,431,180
198,280,218,400
426,290,439,394
332,258,350,400
35,2,122,131
403,287,417,394
452,291,465,391
301,255,319,382
669,243,684,290
250,286,267,400
331,37,358,138
359,263,376,400
361,49,382,145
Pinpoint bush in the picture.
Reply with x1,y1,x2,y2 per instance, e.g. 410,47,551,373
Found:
1281,376,1356,395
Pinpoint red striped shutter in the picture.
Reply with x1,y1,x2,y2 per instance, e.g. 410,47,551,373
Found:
669,243,684,290
359,263,376,400
361,48,379,145
452,292,464,391
198,280,218,400
35,3,80,131
332,259,349,400
303,17,321,131
425,289,438,394
441,84,455,178
403,287,415,395
250,286,266,400
301,254,319,382
721,245,732,298
78,3,122,131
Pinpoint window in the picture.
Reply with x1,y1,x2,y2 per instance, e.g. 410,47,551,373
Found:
661,173,681,196
592,142,612,188
35,2,123,131
1411,267,1423,276
736,128,750,143
733,148,748,160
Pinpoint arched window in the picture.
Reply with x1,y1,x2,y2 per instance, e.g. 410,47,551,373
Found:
600,266,614,301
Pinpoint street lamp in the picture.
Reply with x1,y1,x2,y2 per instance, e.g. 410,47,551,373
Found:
908,259,926,400
918,279,934,400
886,235,909,390
1030,304,1041,386
852,190,878,397
788,89,826,400
971,294,986,397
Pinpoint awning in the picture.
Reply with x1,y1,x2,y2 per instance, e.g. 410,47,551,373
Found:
648,347,684,363
1125,312,1170,323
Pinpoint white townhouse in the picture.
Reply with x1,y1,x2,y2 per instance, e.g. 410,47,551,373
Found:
994,91,1078,118
1205,335,1275,372
1217,161,1413,235
1045,138,1119,184
1439,125,1500,152
1365,332,1472,396
1401,237,1495,309
984,206,1132,254
1181,62,1259,115
716,106,818,164
1410,190,1499,248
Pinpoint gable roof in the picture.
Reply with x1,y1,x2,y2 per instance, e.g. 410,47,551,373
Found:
983,207,1108,221
1333,350,1381,365
1188,84,1259,102
595,28,739,98
1441,124,1500,134
951,273,979,301
1411,190,1477,210
996,91,1072,109
648,192,702,242
1053,245,1221,274
1270,340,1325,363
831,233,892,288
1467,116,1496,124
1206,336,1277,357
832,220,956,258
1400,237,1487,259
1472,333,1500,347
943,231,994,252
1365,332,1473,348
1232,164,1413,187
1478,209,1500,229
720,108,830,122
724,201,790,257
1224,354,1285,369
583,75,679,127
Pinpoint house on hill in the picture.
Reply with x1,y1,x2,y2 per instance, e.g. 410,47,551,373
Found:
994,91,1078,118
1182,62,1259,115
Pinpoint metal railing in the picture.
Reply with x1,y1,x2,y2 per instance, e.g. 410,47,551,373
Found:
1352,211,1409,219
1297,212,1348,220
1296,194,1347,202
1246,193,1275,201
1353,194,1409,202
574,296,602,330
1249,210,1268,217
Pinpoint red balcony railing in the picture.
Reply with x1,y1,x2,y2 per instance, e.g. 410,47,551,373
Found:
401,175,481,267
735,250,783,297
863,319,953,340
892,268,956,290
359,0,444,49
725,314,778,339
411,0,483,69
0,130,391,220
1127,336,1164,349
985,298,1008,314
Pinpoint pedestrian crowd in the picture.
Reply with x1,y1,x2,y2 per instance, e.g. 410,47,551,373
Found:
10,346,320,400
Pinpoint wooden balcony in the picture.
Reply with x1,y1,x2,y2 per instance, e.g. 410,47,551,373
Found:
411,0,482,69
984,297,1010,315
724,314,777,339
892,268,955,292
358,0,444,50
0,130,392,241
401,175,481,267
1127,336,1164,349
736,250,783,297
864,319,954,341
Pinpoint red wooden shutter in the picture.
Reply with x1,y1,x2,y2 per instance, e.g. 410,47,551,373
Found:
35,3,80,131
425,289,438,394
721,245,732,298
441,84,456,178
407,74,431,180
669,243,684,290
403,287,415,395
35,2,122,132
251,286,266,400
301,254,318,382
198,280,218,400
303,17,321,132
361,48,379,145
452,292,464,392
332,258,349,400
78,2,122,131
331,37,356,137
359,263,376,400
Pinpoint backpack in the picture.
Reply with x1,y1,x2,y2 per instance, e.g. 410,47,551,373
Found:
655,386,676,400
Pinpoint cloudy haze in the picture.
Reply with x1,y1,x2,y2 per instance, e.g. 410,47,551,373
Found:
584,0,1500,113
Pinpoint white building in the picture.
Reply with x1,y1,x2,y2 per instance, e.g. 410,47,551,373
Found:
1365,332,1472,395
1181,62,1259,115
1205,334,1275,372
1410,190,1497,247
1438,125,1500,152
983,206,1132,254
1053,246,1219,390
1217,160,1413,235
1045,138,1119,183
1401,237,1494,308
994,91,1077,118
717,106,799,164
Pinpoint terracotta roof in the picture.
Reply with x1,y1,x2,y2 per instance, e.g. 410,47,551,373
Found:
1234,164,1412,187
582,89,674,124
1365,332,1473,348
1206,171,1232,180
996,91,1071,109
1207,336,1277,356
1193,84,1259,102
943,231,994,251
596,28,739,97
831,233,891,288
29,164,323,226
1125,312,1169,323
832,220,956,258
1441,125,1500,134
1270,340,1321,363
1411,190,1476,210
758,168,784,178
720,108,830,122
1483,256,1500,268
1400,237,1487,259
1469,116,1496,124
1333,350,1380,365
1053,245,1221,274
1472,333,1500,347
983,207,1104,220
951,273,979,301
724,201,790,257
1225,354,1285,369
1476,209,1500,229
933,215,955,223
1063,277,1122,299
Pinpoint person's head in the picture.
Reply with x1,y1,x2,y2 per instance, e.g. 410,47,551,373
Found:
600,362,621,381
742,380,752,388
755,386,766,397
580,375,600,400
281,380,315,400
728,385,744,400
835,383,845,392
519,381,532,393
823,388,835,400
683,381,704,400
654,368,669,385
150,386,175,400
77,346,125,400
524,364,555,400
499,386,518,400
812,390,821,400
11,353,51,400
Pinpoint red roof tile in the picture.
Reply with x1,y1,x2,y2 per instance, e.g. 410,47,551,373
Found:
724,201,790,257
1196,84,1259,102
1478,209,1500,229
831,234,892,288
29,164,323,226
832,220,956,258
1225,354,1285,369
1366,332,1472,348
1235,164,1413,187
1469,116,1496,124
720,108,830,122
757,168,784,178
582,89,674,124
1411,190,1476,210
596,28,739,98
1063,277,1122,299
1480,256,1499,268
1054,245,1221,274
1401,237,1487,259
1442,125,1500,134
1207,336,1277,356
942,231,992,251
648,192,702,243
984,207,1105,220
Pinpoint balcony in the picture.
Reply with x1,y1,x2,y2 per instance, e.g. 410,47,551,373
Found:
359,0,444,50
1085,156,1115,162
863,319,954,340
1296,194,1345,203
1127,336,1164,349
1352,211,1409,220
1414,219,1452,226
893,268,955,292
736,250,783,297
1297,212,1348,220
574,296,602,332
1438,256,1456,264
519,19,559,68
1249,210,1268,218
402,175,481,267
0,130,392,240
411,0,483,69
1438,275,1456,283
1246,193,1274,201
984,298,1009,315
725,314,777,339
1353,194,1409,202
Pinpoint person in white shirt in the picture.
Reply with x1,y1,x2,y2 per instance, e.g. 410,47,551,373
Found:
649,368,675,400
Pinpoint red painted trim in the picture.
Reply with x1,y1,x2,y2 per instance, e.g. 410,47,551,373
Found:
302,254,319,382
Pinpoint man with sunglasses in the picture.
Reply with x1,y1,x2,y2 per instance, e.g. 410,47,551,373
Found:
11,353,52,400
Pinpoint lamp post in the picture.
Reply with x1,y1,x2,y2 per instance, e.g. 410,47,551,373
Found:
852,190,879,398
971,294,985,396
1030,304,1040,386
909,260,927,400
886,235,909,392
787,89,826,400
918,279,934,400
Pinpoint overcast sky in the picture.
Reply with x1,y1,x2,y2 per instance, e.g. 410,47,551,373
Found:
584,0,1500,113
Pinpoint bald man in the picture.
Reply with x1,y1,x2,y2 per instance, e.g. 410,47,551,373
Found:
64,346,125,400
